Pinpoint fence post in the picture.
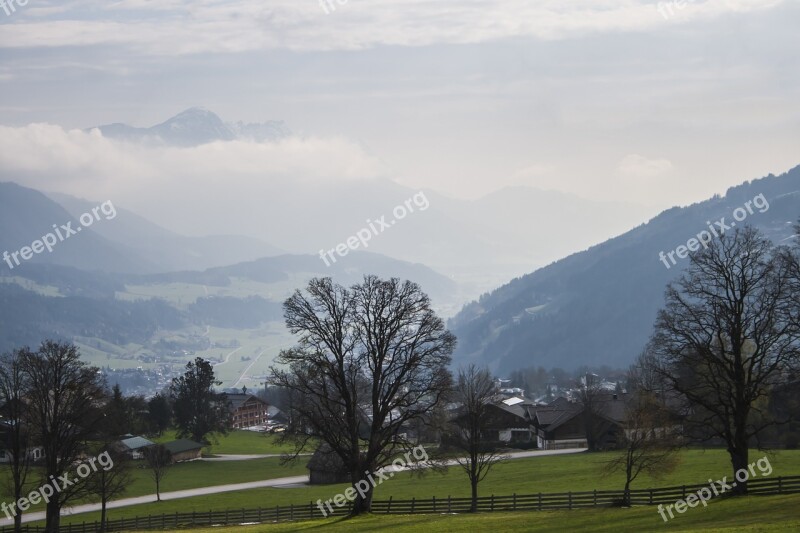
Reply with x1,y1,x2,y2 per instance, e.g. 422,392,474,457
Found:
276,505,279,521
593,489,597,506
411,497,416,514
649,489,653,505
433,496,436,513
568,492,572,510
491,494,495,512
448,495,451,513
290,503,294,520
225,509,229,524
779,477,783,494
513,493,517,511
388,495,393,514
308,502,312,519
538,492,542,511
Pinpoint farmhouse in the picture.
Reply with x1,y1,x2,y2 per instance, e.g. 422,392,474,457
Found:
227,393,270,429
532,394,628,450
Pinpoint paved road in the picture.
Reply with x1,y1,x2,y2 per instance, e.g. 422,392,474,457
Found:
201,454,310,462
3,448,586,525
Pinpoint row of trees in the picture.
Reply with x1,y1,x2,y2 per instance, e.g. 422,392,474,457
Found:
0,342,116,532
605,225,800,503
0,346,231,532
3,224,795,525
273,224,800,516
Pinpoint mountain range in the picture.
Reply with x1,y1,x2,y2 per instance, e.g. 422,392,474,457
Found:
449,165,800,372
4,107,799,376
0,181,458,352
79,108,654,295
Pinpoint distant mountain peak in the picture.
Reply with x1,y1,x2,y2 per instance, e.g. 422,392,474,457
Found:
151,107,233,144
91,108,291,146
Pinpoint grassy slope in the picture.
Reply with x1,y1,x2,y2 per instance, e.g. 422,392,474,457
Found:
121,493,800,532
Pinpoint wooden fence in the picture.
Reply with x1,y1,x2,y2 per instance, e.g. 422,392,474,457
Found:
4,475,799,532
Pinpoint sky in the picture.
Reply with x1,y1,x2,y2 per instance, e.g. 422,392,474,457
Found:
0,0,798,222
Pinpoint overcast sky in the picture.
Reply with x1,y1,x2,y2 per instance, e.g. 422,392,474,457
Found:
0,0,798,218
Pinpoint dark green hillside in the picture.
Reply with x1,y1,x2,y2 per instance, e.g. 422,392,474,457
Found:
450,165,800,372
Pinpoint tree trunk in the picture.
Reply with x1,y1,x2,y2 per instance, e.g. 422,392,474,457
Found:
622,479,631,507
350,479,374,516
44,500,60,533
14,512,22,533
470,478,478,512
100,499,108,532
729,444,749,495
623,454,633,507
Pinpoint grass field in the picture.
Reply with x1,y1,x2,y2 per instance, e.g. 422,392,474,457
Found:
43,448,800,527
0,431,304,515
120,493,800,532
152,430,299,455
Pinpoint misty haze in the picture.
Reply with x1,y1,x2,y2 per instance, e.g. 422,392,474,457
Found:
1,2,799,533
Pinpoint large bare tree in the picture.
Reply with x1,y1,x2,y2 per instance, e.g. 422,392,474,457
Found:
270,276,454,515
648,227,800,494
448,365,506,511
21,341,107,532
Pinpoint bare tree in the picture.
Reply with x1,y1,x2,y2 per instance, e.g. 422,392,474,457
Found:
143,444,172,502
21,341,106,532
648,227,800,494
85,448,132,532
605,360,681,506
0,350,33,533
270,276,454,515
448,365,506,511
576,373,607,452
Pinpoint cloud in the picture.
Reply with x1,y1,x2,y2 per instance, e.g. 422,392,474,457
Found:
617,154,673,178
0,1,787,54
0,122,387,204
